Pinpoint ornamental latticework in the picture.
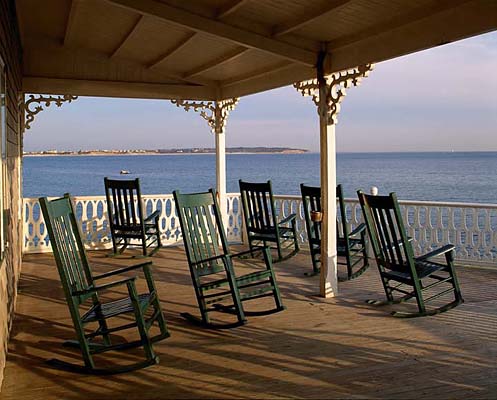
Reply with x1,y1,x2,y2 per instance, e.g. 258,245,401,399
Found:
171,98,239,133
294,64,374,125
24,94,78,130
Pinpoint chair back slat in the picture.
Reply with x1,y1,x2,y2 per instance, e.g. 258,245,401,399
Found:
174,190,228,276
239,180,276,234
300,184,321,243
39,195,93,299
358,191,413,272
336,184,348,242
104,178,144,229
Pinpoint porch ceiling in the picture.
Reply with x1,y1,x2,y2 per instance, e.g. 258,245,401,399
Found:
17,0,497,100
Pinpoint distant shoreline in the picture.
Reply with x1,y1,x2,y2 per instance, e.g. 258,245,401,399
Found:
23,148,309,157
24,151,308,157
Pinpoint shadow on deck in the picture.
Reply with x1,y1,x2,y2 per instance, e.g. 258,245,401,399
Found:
2,247,497,399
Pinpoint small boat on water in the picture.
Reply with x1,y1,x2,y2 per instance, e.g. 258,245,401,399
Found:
120,170,130,175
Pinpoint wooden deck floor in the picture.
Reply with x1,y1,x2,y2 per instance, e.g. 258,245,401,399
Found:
2,247,497,399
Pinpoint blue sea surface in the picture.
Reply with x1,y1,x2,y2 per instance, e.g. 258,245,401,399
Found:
23,152,497,203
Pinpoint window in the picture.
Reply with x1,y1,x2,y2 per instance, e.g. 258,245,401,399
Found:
0,55,6,261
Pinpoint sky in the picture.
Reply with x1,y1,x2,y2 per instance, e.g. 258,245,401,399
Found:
24,31,497,153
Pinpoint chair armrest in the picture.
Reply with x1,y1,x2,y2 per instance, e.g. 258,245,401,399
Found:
416,244,455,261
73,277,137,296
191,254,226,266
349,223,366,237
144,209,161,222
93,261,153,280
278,213,296,226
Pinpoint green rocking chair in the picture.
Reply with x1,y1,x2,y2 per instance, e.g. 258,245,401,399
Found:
357,190,463,317
239,180,299,262
39,194,169,374
104,177,161,257
300,184,369,280
173,189,284,329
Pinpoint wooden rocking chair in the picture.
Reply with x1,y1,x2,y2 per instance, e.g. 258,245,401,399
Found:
300,184,369,280
104,177,161,257
173,189,284,329
357,190,463,317
239,180,299,262
39,194,169,374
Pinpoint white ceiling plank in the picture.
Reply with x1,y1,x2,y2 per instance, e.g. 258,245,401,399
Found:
328,0,497,73
216,0,250,19
147,32,197,69
272,0,352,37
183,47,249,78
105,0,318,66
329,0,471,50
64,0,84,47
110,15,143,58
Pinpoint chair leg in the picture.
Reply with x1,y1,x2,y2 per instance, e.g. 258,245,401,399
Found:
262,247,285,311
127,282,158,364
445,251,464,303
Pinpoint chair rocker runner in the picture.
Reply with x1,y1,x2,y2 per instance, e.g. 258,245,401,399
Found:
39,194,169,374
239,180,299,263
104,177,161,257
357,190,463,318
173,189,284,329
300,184,369,280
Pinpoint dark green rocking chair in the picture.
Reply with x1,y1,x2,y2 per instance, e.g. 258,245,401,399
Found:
357,190,463,317
300,184,369,280
39,194,169,374
104,177,161,257
239,180,299,262
173,189,284,329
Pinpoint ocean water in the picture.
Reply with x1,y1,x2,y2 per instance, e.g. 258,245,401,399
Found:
23,152,497,204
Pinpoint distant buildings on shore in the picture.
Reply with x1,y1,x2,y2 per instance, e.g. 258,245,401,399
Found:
23,147,309,156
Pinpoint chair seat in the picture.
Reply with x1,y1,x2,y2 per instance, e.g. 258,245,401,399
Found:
382,259,446,284
82,293,152,323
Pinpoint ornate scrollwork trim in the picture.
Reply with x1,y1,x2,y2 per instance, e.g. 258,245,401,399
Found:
294,64,374,125
24,94,78,130
171,98,239,134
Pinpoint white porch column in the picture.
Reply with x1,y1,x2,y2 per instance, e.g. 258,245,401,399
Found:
214,107,227,222
319,111,338,296
295,60,373,297
171,98,238,230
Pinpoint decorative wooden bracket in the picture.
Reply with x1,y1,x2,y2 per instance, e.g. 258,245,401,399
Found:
170,98,239,134
294,64,374,125
24,94,78,130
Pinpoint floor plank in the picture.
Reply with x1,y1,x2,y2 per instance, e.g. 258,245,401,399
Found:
2,247,497,399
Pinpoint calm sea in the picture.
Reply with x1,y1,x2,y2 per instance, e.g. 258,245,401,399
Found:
23,152,497,203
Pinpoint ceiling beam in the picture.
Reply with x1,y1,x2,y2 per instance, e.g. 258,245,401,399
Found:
105,0,318,66
64,0,84,46
23,77,216,100
272,0,351,37
110,15,143,58
216,0,250,19
183,47,249,78
147,33,197,69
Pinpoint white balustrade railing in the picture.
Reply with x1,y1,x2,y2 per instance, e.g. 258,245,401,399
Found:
23,194,497,266
23,193,242,254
